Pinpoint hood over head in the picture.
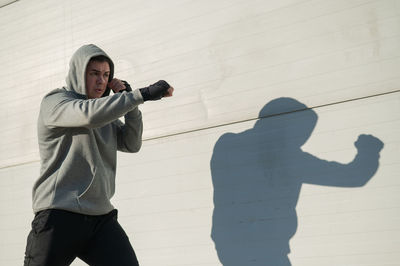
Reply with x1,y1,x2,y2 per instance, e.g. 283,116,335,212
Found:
66,44,114,97
255,97,318,147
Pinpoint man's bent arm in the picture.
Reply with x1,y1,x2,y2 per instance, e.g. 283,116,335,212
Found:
41,88,144,129
116,107,143,153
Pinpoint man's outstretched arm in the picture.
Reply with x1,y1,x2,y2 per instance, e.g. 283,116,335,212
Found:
301,134,384,187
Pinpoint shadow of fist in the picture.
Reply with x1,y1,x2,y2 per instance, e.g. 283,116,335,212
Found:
355,134,384,153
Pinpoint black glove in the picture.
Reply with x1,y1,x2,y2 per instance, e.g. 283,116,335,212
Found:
118,80,132,92
139,80,170,101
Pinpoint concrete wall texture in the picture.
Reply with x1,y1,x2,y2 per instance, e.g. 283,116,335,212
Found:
0,0,399,265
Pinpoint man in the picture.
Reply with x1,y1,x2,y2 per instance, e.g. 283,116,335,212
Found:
24,44,173,266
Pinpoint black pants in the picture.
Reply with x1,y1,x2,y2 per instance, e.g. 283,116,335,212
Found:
24,209,139,266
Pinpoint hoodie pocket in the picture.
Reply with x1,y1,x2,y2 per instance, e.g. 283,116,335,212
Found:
76,167,115,213
77,166,97,200
78,177,95,199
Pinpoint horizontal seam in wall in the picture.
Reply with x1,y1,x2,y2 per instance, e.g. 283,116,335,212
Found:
0,0,19,8
143,89,400,141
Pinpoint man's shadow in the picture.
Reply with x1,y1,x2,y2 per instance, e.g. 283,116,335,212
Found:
210,98,384,266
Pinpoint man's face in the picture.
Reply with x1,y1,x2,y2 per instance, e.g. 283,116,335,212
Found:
85,60,110,99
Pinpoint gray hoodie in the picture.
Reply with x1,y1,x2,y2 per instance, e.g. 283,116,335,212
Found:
32,44,144,215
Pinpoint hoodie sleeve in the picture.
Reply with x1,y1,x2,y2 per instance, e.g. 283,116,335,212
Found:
115,107,143,153
41,88,144,129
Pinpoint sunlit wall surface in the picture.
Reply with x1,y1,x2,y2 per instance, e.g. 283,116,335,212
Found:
0,0,399,265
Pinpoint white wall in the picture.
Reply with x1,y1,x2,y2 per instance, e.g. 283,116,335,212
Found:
0,0,399,265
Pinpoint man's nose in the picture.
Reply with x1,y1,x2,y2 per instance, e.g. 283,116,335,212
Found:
97,75,106,84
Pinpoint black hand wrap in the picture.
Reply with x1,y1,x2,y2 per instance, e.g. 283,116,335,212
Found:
120,80,132,92
139,80,170,101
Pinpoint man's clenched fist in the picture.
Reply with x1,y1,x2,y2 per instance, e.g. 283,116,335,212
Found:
139,80,174,101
